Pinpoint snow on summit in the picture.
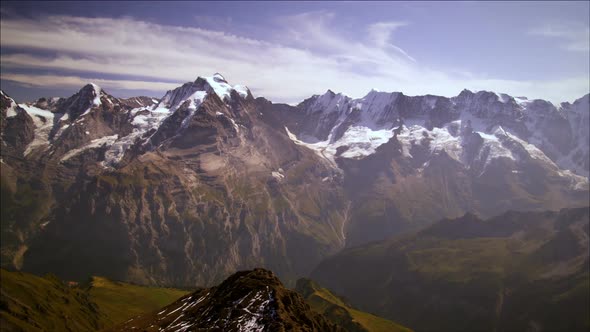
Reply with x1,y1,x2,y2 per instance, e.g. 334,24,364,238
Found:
205,73,249,100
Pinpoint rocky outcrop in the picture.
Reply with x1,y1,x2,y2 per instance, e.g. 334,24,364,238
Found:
109,269,344,332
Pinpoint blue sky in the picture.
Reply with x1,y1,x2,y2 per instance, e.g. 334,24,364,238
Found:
1,1,588,104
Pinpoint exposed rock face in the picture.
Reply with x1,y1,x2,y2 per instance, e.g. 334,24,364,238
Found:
109,268,344,332
0,75,588,287
311,207,590,332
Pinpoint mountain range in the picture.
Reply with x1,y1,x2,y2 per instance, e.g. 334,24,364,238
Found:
1,73,588,288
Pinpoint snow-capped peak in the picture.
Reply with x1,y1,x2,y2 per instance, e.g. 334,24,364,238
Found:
159,74,249,113
76,83,104,108
202,73,249,100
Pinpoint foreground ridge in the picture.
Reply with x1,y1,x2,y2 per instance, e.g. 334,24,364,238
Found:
109,268,345,332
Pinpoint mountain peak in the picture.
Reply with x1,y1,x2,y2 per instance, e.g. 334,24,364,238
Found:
78,83,103,107
80,82,101,94
203,73,249,100
160,74,250,113
112,268,343,331
457,88,474,98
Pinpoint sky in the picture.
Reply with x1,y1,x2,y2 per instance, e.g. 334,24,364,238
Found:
0,1,589,105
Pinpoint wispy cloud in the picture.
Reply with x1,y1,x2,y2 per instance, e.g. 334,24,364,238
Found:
367,21,415,62
1,73,179,91
529,22,590,52
0,13,588,104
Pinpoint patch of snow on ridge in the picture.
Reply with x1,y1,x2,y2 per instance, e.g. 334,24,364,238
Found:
20,104,56,156
395,119,520,169
514,96,532,107
502,129,557,165
186,91,207,111
20,104,54,122
233,85,249,98
286,125,395,163
180,91,207,129
103,105,172,167
355,90,400,121
61,135,118,162
477,128,515,162
90,83,102,106
5,98,19,118
494,92,511,103
233,287,275,332
396,119,462,161
338,126,394,158
309,91,349,114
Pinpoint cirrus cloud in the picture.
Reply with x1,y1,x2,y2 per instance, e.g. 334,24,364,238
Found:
0,13,588,104
529,22,590,52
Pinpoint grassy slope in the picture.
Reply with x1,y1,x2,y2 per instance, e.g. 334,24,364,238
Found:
88,276,188,326
0,269,104,332
296,278,412,332
0,269,189,331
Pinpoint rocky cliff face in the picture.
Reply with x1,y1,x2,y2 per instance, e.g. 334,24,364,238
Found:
0,74,588,287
